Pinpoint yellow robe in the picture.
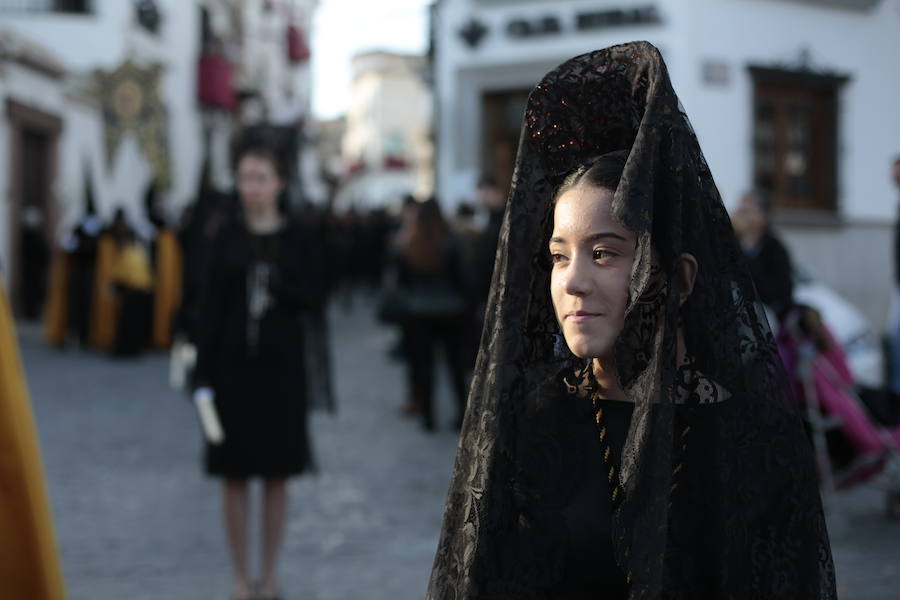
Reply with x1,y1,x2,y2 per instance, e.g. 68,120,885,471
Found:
42,251,71,347
152,229,183,350
88,234,119,351
110,242,154,292
0,281,66,599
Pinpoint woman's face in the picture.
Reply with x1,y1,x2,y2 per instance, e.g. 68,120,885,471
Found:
734,193,766,237
236,154,282,215
549,184,636,361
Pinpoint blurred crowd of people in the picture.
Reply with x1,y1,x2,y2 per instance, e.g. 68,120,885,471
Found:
35,157,512,441
17,110,898,595
8,117,899,599
376,178,507,432
733,180,900,505
24,131,511,596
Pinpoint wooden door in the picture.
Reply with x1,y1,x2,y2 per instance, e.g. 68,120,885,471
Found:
6,100,62,318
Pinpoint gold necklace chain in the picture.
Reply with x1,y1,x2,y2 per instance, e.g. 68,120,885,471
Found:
590,392,633,595
590,394,693,598
591,393,627,506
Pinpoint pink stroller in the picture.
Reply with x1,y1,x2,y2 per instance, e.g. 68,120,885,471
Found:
776,306,900,515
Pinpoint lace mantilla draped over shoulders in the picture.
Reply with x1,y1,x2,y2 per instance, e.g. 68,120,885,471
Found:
427,42,835,599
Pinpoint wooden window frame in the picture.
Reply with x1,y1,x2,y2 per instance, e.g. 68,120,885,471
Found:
748,66,849,219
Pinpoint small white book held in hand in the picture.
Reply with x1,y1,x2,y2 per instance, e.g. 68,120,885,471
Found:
169,337,197,390
193,387,225,445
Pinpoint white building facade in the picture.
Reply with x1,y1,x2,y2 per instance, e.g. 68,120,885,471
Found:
337,51,433,211
0,0,319,314
432,0,900,327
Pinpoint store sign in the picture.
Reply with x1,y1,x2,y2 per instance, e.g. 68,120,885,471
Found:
507,6,660,39
576,6,661,31
506,16,562,38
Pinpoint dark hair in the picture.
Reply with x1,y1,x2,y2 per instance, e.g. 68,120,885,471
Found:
743,188,772,215
893,155,900,166
477,174,498,188
415,197,445,228
456,202,476,218
234,145,286,180
403,198,447,271
553,149,628,203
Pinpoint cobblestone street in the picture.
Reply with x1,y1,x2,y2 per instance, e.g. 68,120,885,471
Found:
20,300,900,600
23,299,457,600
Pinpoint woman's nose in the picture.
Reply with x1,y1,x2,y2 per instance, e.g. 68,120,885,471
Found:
564,254,592,296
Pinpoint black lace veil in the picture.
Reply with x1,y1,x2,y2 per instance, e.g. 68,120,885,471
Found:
427,42,835,599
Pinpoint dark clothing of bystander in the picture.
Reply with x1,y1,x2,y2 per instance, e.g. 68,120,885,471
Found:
743,231,794,318
194,220,322,477
394,235,470,430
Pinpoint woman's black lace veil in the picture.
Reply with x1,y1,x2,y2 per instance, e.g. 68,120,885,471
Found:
427,42,835,599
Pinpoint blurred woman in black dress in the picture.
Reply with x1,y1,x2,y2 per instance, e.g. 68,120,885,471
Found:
193,145,321,600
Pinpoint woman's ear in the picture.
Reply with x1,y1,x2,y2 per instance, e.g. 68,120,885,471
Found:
676,252,698,306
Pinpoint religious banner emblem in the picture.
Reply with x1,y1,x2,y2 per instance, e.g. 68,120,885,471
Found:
94,60,171,188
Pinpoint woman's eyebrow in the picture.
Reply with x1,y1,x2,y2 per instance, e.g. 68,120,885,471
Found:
549,232,628,245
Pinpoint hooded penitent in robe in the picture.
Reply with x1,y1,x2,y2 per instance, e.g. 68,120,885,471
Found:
88,233,119,351
42,251,71,347
0,281,65,599
152,228,183,350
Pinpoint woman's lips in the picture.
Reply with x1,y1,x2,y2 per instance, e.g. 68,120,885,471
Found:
567,311,601,323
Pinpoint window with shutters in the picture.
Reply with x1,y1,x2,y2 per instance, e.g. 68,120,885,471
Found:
749,67,848,213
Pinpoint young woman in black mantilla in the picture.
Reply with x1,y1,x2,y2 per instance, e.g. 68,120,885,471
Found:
427,42,835,599
193,143,322,600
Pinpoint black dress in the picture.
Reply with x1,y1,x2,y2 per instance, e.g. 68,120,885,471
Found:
195,220,321,478
519,388,633,599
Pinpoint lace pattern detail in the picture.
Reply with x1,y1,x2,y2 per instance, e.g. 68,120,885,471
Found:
428,42,835,600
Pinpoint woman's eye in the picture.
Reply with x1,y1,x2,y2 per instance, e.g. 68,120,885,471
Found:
550,252,567,264
593,248,617,261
